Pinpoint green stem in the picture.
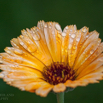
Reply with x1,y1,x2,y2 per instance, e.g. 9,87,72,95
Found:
56,92,64,103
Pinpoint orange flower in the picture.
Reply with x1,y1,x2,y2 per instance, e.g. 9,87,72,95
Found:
0,20,103,97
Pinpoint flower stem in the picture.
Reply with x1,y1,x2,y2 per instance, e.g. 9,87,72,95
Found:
56,92,64,103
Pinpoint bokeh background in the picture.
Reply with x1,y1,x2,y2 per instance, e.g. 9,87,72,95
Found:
0,0,103,103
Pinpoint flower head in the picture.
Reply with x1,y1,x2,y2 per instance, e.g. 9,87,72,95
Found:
0,20,103,97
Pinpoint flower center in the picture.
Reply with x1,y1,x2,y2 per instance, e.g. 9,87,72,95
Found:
43,62,75,85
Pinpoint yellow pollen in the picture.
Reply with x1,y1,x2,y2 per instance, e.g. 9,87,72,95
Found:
53,76,55,81
70,71,73,74
54,74,57,76
57,77,60,80
43,62,75,85
64,75,67,81
70,76,73,79
62,70,64,78
54,70,56,72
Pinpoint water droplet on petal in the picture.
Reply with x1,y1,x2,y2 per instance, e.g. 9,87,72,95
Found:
82,51,85,54
52,31,55,35
44,24,47,28
20,35,24,39
70,29,73,32
24,54,28,57
32,32,40,41
49,23,52,28
68,44,72,49
98,58,103,62
90,50,94,54
27,46,37,53
27,41,31,44
71,34,76,38
86,35,89,38
70,38,73,43
20,41,24,46
62,32,66,36
8,81,12,84
69,33,71,36
65,26,69,30
74,25,77,31
6,50,11,54
65,50,67,53
49,26,51,28
55,24,61,31
14,49,23,55
76,37,80,42
21,88,25,91
63,26,69,32
82,27,88,33
0,73,4,78
73,46,77,49
14,64,19,67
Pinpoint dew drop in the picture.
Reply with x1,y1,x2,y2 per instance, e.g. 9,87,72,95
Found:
20,35,24,39
44,24,47,28
15,59,23,64
52,30,55,35
65,50,67,53
20,42,28,49
63,26,69,32
14,64,19,68
27,46,37,53
6,50,11,54
21,88,25,91
86,35,89,38
32,32,40,41
0,73,4,78
55,24,61,31
76,37,80,42
14,49,23,55
49,25,52,28
70,38,73,43
8,81,11,84
65,26,69,30
82,27,88,33
71,34,76,38
83,51,86,54
49,23,52,28
68,44,72,49
62,32,66,36
74,25,77,31
27,41,31,44
73,46,77,49
90,50,94,54
70,29,73,32
98,58,103,62
63,29,67,33
69,33,71,36
24,54,28,57
20,41,24,46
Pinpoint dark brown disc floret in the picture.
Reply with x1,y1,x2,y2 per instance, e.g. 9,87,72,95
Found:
43,62,75,85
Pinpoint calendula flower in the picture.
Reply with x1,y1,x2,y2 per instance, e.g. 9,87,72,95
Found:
0,20,103,99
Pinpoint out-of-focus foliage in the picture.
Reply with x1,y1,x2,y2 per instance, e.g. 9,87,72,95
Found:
0,0,103,103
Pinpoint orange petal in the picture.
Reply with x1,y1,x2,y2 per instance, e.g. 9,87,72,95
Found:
35,83,53,97
3,47,45,71
76,54,103,79
74,30,99,70
61,25,77,64
53,83,66,92
44,22,62,62
75,42,103,76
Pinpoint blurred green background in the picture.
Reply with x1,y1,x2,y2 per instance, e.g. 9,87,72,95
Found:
0,0,103,103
